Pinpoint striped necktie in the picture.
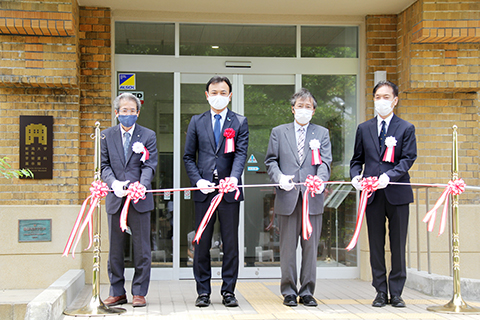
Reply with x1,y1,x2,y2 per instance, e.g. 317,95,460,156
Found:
298,127,305,161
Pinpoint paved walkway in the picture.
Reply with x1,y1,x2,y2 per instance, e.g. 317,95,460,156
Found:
60,279,480,320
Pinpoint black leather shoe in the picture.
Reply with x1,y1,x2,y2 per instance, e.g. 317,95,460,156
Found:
372,292,387,307
195,294,210,307
222,293,239,307
299,295,318,307
390,295,406,307
283,294,297,307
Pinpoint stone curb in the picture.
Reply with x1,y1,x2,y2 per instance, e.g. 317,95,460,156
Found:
24,269,84,320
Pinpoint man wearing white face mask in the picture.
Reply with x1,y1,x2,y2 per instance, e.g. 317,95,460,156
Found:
265,88,332,307
184,76,249,308
350,80,417,308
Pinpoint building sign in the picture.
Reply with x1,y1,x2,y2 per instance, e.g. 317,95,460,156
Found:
19,219,52,242
119,73,136,90
119,91,144,104
20,115,53,179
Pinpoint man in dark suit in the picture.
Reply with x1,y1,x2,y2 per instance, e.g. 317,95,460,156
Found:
265,89,332,307
350,80,417,308
183,76,249,308
101,93,158,308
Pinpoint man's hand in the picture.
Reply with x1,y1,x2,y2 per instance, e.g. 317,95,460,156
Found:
279,174,295,191
314,177,325,194
377,173,390,189
112,180,130,198
351,175,362,191
224,176,238,193
196,179,216,194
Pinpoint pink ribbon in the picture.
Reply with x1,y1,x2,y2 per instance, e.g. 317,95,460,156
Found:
383,146,395,162
311,148,322,165
139,147,149,163
223,128,236,153
302,175,324,240
120,181,146,232
346,176,379,251
423,179,466,236
63,180,109,258
193,178,240,244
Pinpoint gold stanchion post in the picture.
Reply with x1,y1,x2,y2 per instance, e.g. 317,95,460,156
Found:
64,122,126,316
427,125,480,314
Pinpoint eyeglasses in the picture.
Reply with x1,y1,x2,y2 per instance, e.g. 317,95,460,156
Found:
294,104,314,110
118,108,138,115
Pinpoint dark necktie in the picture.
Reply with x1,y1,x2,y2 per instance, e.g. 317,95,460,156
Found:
214,114,221,147
124,132,131,161
379,120,386,149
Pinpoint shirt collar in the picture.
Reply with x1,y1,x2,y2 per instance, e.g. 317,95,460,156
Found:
120,123,136,136
294,121,309,132
211,108,228,120
377,113,394,128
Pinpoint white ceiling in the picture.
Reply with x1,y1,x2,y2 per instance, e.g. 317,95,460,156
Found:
77,0,416,17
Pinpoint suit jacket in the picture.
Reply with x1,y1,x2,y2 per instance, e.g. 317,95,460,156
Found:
183,109,249,203
265,122,332,215
350,114,417,205
101,124,158,214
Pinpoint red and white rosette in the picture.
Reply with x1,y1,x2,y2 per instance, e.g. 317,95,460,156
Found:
382,136,396,162
193,178,240,244
63,180,109,258
346,176,379,251
309,139,322,165
223,128,236,153
302,175,324,240
132,141,149,163
423,179,466,236
120,181,146,232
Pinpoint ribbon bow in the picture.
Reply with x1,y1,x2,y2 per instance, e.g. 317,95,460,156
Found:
193,178,240,244
223,128,236,153
120,181,146,232
423,179,466,236
302,175,324,240
346,176,379,251
63,180,109,258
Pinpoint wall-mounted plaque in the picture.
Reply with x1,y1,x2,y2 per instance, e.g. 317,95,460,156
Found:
19,219,52,242
19,115,53,179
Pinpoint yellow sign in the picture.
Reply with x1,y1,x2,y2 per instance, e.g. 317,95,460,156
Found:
25,124,47,145
119,73,136,90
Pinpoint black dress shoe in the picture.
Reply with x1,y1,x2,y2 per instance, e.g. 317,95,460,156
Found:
283,294,297,307
195,294,210,307
390,295,406,307
222,293,239,307
372,292,387,307
299,295,318,307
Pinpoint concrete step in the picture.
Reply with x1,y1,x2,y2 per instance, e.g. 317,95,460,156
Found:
0,289,43,320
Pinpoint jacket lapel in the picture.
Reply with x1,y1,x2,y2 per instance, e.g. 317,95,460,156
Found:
285,122,300,164
369,117,381,156
202,111,216,152
216,110,234,153
302,124,316,166
381,114,399,154
124,125,141,165
113,125,127,166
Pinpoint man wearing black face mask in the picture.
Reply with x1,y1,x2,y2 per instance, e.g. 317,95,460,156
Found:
101,92,158,308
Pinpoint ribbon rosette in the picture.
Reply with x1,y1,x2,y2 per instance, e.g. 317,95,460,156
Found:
423,179,466,236
63,180,109,258
120,181,147,232
309,139,322,165
132,142,149,163
382,136,396,163
346,176,379,251
193,178,240,244
223,128,236,153
302,175,324,240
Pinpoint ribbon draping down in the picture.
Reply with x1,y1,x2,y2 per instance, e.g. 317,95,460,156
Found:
302,175,324,240
120,181,146,232
63,180,109,258
346,177,379,251
193,178,240,244
422,179,466,236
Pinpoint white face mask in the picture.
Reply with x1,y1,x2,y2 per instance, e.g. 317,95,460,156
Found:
294,108,313,125
207,94,230,110
374,99,394,117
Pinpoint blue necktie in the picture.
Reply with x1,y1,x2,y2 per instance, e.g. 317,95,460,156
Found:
124,132,131,161
379,120,386,149
214,114,221,147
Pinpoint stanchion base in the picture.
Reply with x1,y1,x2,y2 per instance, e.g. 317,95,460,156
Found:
427,298,480,314
63,296,127,317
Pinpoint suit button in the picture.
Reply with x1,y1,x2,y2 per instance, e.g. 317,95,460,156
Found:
215,156,218,159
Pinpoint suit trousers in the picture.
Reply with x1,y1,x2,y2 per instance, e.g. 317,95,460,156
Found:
108,205,151,297
194,192,240,295
278,193,323,297
366,189,409,297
